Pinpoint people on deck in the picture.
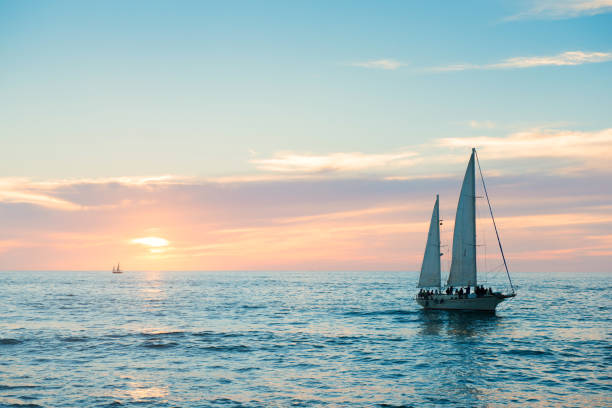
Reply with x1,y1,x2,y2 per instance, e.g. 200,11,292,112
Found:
419,286,497,299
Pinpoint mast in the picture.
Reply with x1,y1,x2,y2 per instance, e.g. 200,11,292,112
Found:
418,195,441,288
474,150,515,293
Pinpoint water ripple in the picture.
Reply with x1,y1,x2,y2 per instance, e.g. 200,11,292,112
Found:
0,270,609,407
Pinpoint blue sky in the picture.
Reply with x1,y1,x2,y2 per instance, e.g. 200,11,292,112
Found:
1,0,610,178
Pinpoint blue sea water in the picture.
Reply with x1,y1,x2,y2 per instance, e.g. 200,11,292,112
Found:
0,271,610,407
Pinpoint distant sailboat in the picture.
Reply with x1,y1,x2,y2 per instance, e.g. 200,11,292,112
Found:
112,263,123,274
416,148,515,311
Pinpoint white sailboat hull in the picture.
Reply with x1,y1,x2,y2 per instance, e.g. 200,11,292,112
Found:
416,294,512,312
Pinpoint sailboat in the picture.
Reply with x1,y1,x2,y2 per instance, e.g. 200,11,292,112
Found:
112,263,123,274
416,148,515,311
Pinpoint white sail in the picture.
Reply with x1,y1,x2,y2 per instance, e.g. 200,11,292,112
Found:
418,195,441,288
447,149,477,287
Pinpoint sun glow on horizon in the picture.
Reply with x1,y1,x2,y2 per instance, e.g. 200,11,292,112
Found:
131,237,170,248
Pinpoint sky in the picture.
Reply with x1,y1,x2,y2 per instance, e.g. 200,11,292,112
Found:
0,0,611,273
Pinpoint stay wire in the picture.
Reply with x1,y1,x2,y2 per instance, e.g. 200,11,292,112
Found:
474,149,515,294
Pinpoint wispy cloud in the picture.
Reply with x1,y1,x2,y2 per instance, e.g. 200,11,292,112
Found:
0,191,81,211
468,120,496,129
433,51,612,72
490,51,612,68
0,176,185,212
507,0,612,20
251,151,418,173
439,127,612,172
350,59,405,70
251,126,612,177
0,180,82,211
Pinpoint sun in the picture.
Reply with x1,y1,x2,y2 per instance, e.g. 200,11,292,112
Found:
131,237,169,248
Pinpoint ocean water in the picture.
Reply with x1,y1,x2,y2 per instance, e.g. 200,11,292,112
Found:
0,271,610,408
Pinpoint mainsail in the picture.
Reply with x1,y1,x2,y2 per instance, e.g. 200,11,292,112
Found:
418,195,441,288
447,148,477,287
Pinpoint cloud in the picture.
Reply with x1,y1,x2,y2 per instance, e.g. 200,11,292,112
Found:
0,189,82,211
468,120,496,129
251,151,418,173
250,126,612,178
0,175,189,212
433,51,612,72
507,0,612,20
490,51,612,69
350,59,405,70
439,127,612,173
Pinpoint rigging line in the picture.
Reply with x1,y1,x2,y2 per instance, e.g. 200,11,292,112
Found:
474,149,515,294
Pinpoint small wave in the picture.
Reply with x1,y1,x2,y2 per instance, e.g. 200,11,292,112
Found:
283,362,319,369
380,358,408,366
345,309,416,317
104,333,129,339
193,331,242,339
200,345,251,353
240,304,266,310
325,335,363,345
207,398,249,406
142,341,178,349
5,403,43,408
0,338,22,345
234,367,260,372
61,336,88,343
504,349,551,356
0,385,37,390
289,398,325,407
380,372,406,379
140,331,185,337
